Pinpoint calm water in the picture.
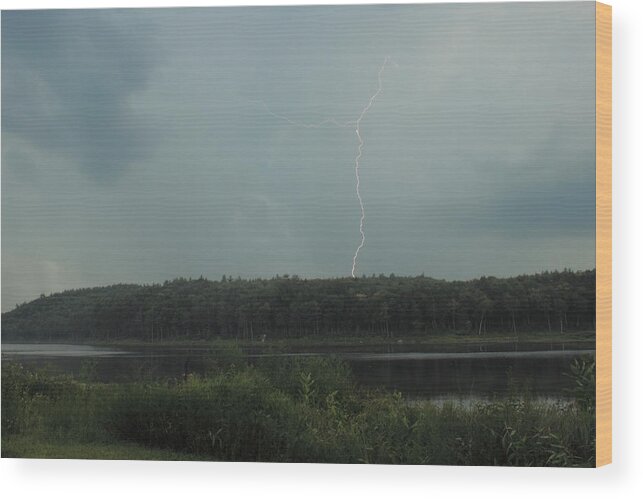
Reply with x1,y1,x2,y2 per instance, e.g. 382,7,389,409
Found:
2,342,595,402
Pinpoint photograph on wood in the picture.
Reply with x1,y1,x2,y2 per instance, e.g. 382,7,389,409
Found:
1,1,611,466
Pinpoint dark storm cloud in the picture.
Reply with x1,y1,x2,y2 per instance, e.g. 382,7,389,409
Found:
2,10,158,180
421,149,597,237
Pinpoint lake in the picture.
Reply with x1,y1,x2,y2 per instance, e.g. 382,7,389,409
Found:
1,342,595,403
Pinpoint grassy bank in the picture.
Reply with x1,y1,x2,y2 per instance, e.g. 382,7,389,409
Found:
1,356,596,466
1,434,206,460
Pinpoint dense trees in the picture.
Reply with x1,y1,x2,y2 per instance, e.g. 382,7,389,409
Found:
1,270,595,342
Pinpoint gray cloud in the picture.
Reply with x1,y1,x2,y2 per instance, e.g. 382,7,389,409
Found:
2,10,158,180
2,3,596,309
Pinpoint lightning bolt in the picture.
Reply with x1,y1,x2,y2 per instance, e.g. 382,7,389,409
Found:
351,56,389,278
259,105,357,129
260,57,390,278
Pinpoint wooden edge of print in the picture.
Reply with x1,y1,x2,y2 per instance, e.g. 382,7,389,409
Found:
595,1,612,468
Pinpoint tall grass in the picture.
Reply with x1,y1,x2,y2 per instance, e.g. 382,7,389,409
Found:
1,358,596,466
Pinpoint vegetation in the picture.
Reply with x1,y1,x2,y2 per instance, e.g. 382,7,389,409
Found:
2,270,595,342
1,435,205,461
2,357,596,466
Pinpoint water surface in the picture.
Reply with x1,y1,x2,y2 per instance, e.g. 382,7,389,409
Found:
2,342,594,402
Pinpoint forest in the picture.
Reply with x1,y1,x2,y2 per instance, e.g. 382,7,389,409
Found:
1,269,595,342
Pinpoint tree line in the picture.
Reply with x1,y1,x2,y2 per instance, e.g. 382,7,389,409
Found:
1,270,595,342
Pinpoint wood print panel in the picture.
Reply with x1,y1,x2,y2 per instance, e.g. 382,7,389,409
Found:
595,1,612,468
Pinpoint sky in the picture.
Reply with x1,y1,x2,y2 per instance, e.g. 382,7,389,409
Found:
1,2,596,311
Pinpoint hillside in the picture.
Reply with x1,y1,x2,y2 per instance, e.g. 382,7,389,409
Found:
1,270,596,342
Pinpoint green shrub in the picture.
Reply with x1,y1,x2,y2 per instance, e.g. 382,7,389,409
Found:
565,357,596,412
2,363,75,435
256,356,356,407
104,369,317,462
1,359,596,466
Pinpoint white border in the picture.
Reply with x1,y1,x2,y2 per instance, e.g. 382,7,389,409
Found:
1,0,642,497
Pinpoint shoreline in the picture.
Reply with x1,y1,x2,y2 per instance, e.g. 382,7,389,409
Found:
1,330,596,352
